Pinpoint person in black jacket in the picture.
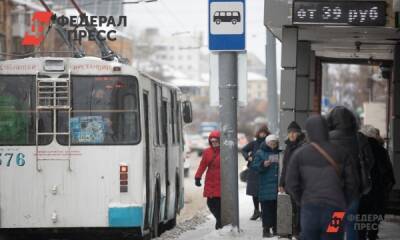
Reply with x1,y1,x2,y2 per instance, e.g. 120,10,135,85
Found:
241,124,270,220
279,121,305,238
326,106,373,240
286,115,358,240
358,125,396,240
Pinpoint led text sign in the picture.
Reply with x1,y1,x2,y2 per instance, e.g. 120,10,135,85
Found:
293,1,387,26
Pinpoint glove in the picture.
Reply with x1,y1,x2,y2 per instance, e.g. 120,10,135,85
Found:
195,178,202,187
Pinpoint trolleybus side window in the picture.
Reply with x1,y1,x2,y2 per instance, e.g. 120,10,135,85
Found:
161,99,168,145
176,101,182,144
0,75,52,146
170,90,176,144
153,84,160,146
57,75,140,145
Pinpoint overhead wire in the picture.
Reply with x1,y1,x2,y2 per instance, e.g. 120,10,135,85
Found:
158,0,189,34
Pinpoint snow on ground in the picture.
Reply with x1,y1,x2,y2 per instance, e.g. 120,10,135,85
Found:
173,184,287,240
159,176,289,240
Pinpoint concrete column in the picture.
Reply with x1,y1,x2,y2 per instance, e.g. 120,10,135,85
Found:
391,44,400,189
266,30,279,134
279,26,312,142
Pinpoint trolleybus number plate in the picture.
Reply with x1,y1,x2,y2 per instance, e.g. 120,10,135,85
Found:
0,152,26,167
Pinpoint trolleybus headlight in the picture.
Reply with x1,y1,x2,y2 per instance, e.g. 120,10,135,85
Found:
44,59,65,72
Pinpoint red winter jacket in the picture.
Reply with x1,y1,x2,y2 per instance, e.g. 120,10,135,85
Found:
195,130,221,198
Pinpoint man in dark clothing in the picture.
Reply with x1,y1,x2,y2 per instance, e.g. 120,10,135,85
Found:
326,106,372,240
358,125,396,240
286,115,358,240
279,121,305,238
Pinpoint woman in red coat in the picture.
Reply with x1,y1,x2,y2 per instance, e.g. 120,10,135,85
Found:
195,130,222,229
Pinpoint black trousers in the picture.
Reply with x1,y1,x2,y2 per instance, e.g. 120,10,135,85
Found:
207,197,222,229
292,198,301,236
261,200,277,232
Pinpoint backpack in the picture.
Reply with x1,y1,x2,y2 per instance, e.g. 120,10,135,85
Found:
357,132,374,195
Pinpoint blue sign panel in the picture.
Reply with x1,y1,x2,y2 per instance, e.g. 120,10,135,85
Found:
209,0,246,51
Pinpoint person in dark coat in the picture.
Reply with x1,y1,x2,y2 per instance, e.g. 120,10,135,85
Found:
241,124,270,220
251,134,281,238
326,106,372,240
195,130,222,229
285,115,358,240
358,125,396,240
279,121,305,238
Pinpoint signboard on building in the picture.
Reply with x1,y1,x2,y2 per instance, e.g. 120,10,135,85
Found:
208,0,246,51
293,1,387,26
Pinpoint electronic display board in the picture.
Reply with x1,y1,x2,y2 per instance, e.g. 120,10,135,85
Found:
293,1,387,26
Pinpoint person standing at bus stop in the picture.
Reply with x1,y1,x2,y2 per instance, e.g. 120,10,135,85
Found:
285,115,358,240
195,130,222,229
279,121,305,239
241,124,270,220
251,134,281,238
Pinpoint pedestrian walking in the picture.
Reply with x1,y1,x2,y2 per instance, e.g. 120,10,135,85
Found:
241,124,270,220
358,125,396,240
285,115,358,240
326,106,374,240
194,130,222,229
279,121,305,239
251,134,280,238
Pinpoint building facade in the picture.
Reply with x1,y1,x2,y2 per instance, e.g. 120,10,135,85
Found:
152,32,203,81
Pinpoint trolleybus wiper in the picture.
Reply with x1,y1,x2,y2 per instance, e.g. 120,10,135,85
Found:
38,0,86,58
69,0,128,64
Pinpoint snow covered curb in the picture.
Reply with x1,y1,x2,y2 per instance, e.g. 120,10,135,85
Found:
156,212,210,240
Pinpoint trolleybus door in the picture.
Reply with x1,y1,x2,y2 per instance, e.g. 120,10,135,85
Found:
161,99,170,220
143,92,151,228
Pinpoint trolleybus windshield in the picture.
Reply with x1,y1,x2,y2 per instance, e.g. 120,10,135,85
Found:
0,75,52,146
57,75,140,145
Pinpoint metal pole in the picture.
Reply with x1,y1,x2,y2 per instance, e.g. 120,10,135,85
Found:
219,52,239,229
266,29,279,134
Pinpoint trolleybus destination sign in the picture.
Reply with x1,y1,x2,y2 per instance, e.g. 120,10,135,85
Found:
293,1,387,26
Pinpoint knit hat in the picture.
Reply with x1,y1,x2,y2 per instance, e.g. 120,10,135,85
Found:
287,121,302,133
265,134,279,143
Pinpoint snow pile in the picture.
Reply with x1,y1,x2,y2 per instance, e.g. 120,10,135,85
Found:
198,224,280,240
156,212,209,240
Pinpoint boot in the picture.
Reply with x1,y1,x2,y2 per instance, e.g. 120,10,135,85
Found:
263,227,273,238
250,209,261,220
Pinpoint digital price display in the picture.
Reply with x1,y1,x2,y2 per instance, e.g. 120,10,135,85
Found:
293,1,387,26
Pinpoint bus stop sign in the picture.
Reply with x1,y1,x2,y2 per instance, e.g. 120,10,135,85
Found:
209,0,246,51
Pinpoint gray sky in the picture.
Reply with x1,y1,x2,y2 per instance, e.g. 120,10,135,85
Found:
124,0,270,63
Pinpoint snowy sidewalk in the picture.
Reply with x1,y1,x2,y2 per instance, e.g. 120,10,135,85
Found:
175,183,284,240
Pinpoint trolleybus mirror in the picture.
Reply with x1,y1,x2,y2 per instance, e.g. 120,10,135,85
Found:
380,63,391,79
182,101,193,124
